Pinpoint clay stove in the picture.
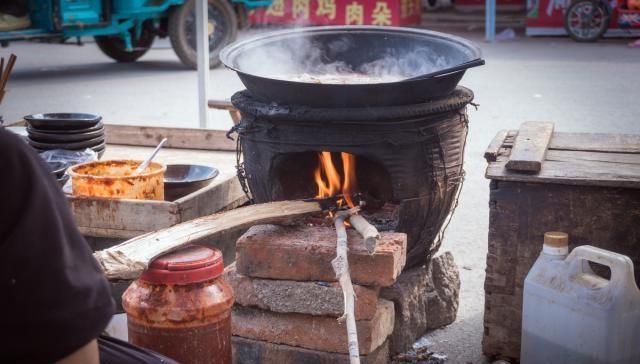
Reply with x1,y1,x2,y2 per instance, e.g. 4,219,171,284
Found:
230,87,473,268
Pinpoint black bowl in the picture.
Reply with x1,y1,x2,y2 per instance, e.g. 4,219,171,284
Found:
28,126,104,143
25,113,102,131
27,121,104,135
164,164,219,201
28,135,105,150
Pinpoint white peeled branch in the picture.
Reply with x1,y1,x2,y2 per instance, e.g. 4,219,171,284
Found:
333,208,361,364
349,213,380,254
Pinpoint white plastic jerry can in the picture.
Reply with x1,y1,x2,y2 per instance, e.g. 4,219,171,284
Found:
521,232,640,364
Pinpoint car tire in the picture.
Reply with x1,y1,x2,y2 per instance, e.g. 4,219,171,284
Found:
169,0,238,69
95,22,156,62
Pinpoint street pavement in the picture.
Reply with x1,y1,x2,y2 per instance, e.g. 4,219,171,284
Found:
2,27,639,364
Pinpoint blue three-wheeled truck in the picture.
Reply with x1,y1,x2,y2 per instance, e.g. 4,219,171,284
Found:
0,0,271,68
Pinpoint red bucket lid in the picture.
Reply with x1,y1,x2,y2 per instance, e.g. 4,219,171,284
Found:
140,245,224,285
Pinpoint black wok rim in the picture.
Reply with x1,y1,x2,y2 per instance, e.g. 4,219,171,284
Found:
220,25,483,88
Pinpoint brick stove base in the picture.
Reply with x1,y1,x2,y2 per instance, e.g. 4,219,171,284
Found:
225,223,461,361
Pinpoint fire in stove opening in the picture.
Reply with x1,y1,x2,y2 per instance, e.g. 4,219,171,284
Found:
314,151,358,208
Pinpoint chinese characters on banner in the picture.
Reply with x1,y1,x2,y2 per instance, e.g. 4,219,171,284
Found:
250,0,421,26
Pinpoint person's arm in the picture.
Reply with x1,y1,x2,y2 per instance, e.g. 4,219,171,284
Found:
0,129,115,364
56,339,100,364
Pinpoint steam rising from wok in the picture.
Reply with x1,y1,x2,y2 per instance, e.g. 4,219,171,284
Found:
236,34,453,84
221,27,483,106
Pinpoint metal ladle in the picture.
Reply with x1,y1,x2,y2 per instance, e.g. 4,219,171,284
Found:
132,138,168,176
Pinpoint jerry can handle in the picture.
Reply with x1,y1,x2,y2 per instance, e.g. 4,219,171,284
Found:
565,245,637,290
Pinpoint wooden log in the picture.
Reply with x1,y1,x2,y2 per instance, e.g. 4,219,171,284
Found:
208,99,242,125
94,200,322,280
505,121,554,172
207,99,237,111
349,214,380,255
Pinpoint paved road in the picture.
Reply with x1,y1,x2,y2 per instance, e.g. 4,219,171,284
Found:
3,28,639,364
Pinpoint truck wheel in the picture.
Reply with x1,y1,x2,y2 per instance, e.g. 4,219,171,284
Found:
564,0,610,42
169,0,238,69
95,23,156,62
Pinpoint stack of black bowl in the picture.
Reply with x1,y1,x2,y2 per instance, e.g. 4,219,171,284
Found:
25,113,106,158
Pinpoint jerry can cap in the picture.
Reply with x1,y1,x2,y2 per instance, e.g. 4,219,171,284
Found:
543,232,569,255
140,245,224,285
544,232,569,247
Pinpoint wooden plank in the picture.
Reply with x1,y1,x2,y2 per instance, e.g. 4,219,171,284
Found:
546,150,640,165
505,130,518,142
78,227,150,240
505,121,554,172
207,99,236,111
500,132,640,154
177,176,247,221
104,124,236,151
94,200,323,280
69,197,180,238
550,132,640,154
484,129,509,162
208,99,242,125
487,156,640,188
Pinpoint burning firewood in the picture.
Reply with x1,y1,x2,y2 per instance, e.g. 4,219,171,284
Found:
94,200,322,280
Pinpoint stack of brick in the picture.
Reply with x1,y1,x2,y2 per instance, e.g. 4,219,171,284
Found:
224,224,407,364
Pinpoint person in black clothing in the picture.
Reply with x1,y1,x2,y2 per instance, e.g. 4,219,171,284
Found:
0,128,178,364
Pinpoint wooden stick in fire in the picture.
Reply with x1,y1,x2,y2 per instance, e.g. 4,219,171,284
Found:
349,212,380,255
333,207,361,364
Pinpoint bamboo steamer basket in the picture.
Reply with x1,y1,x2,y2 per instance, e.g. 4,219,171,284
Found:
68,160,166,200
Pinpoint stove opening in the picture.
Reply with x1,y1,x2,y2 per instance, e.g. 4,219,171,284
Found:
270,151,394,210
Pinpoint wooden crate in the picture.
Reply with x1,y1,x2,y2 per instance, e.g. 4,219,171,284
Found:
482,122,640,360
69,125,247,242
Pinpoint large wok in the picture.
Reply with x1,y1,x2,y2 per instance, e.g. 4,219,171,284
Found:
221,26,483,107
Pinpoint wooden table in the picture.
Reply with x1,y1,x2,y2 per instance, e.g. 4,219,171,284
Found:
482,122,640,360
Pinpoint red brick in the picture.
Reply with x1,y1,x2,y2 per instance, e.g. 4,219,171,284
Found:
232,336,389,364
224,263,379,320
232,299,395,355
235,225,406,287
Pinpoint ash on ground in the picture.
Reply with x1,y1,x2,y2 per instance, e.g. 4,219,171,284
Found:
391,348,447,364
392,337,448,364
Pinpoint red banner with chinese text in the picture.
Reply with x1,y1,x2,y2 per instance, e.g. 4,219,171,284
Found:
248,0,422,26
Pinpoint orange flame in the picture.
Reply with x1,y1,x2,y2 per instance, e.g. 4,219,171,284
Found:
314,151,358,208
341,152,357,208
